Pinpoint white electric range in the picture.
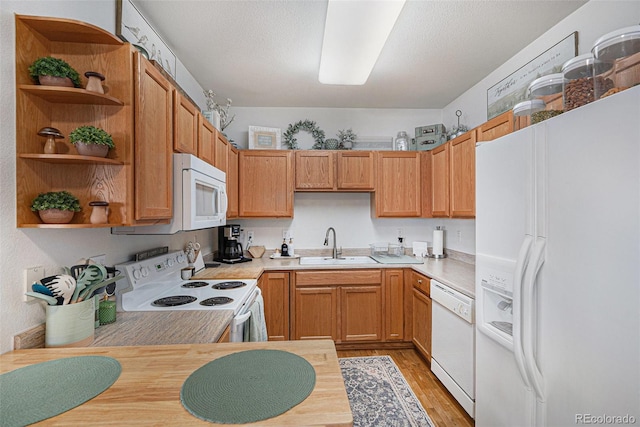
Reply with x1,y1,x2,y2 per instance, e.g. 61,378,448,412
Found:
114,250,259,342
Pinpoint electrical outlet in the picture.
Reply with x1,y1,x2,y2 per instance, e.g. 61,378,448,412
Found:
282,229,289,239
247,230,254,241
397,228,403,238
457,230,462,242
24,266,44,302
89,254,107,266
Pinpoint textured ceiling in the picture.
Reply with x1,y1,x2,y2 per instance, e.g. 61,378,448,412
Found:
132,0,586,108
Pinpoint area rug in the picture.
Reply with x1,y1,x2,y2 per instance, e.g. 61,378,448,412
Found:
340,356,434,427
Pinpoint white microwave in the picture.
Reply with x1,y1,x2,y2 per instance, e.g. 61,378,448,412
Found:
113,153,227,234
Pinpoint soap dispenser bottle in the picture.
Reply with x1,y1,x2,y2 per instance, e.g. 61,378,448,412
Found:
281,239,289,257
288,238,295,257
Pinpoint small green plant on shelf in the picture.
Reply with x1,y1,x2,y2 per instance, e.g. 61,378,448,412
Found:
69,125,115,158
28,56,81,87
31,191,81,224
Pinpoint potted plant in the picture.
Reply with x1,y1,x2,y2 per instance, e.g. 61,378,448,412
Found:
337,128,357,149
31,191,81,224
28,56,81,88
69,125,115,157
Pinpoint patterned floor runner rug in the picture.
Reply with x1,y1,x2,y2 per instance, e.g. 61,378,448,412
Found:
339,356,434,427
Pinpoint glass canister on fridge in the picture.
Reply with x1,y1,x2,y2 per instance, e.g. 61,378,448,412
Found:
562,53,614,111
592,25,640,96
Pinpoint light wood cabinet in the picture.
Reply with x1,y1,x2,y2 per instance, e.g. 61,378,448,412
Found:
337,151,375,190
409,271,432,361
216,325,230,343
384,269,405,341
226,145,239,218
430,143,450,217
295,151,335,190
134,54,173,221
374,152,421,217
341,286,383,342
294,150,374,191
15,15,134,227
450,130,476,217
294,286,339,341
173,90,198,155
258,271,290,341
477,110,513,142
238,150,294,218
214,131,229,173
197,113,215,165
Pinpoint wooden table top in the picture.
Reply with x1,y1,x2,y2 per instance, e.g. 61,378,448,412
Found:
0,340,353,426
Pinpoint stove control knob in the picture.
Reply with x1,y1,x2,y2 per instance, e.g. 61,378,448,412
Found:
141,267,150,277
177,253,186,263
132,269,142,280
167,258,174,267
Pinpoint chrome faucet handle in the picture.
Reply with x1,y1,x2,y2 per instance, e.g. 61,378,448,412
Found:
337,246,343,256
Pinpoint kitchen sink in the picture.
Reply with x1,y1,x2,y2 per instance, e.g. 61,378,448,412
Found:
299,256,379,265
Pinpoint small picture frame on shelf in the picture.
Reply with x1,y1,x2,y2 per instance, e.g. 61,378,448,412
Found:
249,126,282,150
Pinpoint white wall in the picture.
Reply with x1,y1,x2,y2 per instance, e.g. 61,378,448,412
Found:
442,0,640,129
0,0,215,354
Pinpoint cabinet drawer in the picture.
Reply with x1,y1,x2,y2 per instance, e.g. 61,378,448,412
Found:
410,271,430,296
295,270,381,286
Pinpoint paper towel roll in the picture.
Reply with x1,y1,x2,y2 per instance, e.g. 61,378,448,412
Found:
433,228,444,256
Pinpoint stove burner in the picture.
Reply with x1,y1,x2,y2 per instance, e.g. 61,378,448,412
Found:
200,296,234,306
212,281,247,290
152,295,197,307
182,281,209,288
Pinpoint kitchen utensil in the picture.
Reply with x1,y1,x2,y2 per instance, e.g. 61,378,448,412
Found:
72,264,107,303
25,291,59,305
77,275,122,302
32,283,55,296
41,274,76,305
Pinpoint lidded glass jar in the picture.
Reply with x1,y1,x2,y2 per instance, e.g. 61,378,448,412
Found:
592,25,640,92
562,53,614,111
394,131,408,151
512,99,546,131
528,73,564,124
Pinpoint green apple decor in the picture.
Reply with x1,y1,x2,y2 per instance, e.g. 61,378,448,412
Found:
31,191,81,224
28,56,81,88
69,125,115,158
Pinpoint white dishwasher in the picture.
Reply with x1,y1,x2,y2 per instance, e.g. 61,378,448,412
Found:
430,279,475,418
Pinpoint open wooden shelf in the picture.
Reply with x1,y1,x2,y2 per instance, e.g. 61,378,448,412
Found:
19,153,125,165
19,85,124,105
18,222,125,229
16,15,124,45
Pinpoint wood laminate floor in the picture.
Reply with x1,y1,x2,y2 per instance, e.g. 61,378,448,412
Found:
337,348,474,427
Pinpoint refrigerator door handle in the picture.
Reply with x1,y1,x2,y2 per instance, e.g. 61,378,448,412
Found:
522,237,546,403
514,235,534,388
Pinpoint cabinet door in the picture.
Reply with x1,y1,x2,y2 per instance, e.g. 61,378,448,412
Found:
420,152,433,217
412,288,432,361
173,90,198,155
294,287,338,341
340,286,383,342
226,146,239,218
295,151,335,190
375,152,421,217
477,110,513,142
450,130,476,218
258,272,290,341
197,114,215,165
384,269,405,341
430,142,450,217
214,131,229,173
134,55,173,220
239,151,294,217
337,151,374,190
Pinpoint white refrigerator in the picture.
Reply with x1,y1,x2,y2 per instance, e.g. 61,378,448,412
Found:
475,86,639,427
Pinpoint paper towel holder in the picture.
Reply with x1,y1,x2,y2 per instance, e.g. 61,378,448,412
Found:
427,226,447,259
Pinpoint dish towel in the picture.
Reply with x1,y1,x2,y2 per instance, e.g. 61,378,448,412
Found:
244,292,268,342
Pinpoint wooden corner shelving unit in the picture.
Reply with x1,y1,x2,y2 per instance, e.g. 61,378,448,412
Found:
15,15,134,228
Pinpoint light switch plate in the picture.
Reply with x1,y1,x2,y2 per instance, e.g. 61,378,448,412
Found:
24,266,44,302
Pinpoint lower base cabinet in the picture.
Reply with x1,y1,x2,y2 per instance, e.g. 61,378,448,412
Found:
410,272,432,361
216,325,230,343
258,271,290,341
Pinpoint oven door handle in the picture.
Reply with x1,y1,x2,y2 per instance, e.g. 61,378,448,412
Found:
234,311,251,325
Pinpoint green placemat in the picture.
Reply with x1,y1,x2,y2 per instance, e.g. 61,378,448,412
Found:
181,349,316,424
0,355,121,427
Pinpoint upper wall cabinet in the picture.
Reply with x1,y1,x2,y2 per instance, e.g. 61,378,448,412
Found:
294,151,374,191
373,152,421,217
173,90,198,156
15,15,174,227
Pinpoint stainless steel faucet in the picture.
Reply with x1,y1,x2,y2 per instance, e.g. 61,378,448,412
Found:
324,227,338,258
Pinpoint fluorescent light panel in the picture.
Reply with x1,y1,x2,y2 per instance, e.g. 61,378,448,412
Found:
319,0,406,85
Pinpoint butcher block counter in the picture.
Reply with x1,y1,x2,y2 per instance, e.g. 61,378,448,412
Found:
0,339,353,426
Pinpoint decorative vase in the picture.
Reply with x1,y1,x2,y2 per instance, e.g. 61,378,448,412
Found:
75,143,109,158
324,138,339,150
38,75,74,87
89,201,109,224
39,209,74,224
84,71,105,94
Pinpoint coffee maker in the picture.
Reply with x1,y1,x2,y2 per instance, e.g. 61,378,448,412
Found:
216,224,252,264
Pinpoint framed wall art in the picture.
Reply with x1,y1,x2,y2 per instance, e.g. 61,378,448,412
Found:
116,0,177,78
487,32,578,120
249,126,282,150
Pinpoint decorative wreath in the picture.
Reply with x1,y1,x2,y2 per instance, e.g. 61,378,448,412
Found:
283,119,325,149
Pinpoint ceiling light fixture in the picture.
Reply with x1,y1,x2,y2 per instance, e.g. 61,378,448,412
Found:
319,0,407,85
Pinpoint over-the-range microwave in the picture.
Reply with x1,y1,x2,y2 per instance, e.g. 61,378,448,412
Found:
112,153,227,235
